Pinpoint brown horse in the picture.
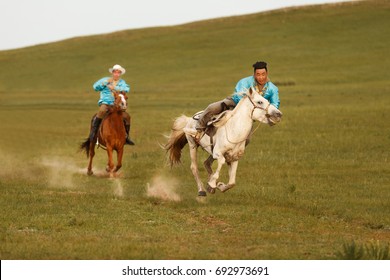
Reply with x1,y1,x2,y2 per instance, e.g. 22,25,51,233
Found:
80,92,128,176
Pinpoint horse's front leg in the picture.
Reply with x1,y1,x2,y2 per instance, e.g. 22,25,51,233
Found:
87,144,95,175
113,148,123,173
207,154,226,194
189,143,207,196
203,155,214,180
106,147,115,175
217,160,238,193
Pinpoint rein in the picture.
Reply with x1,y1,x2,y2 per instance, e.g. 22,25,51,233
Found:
208,94,271,146
224,124,251,145
224,96,266,145
110,91,127,111
224,120,261,145
247,95,271,120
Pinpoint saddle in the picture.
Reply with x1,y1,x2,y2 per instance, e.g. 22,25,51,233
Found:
208,110,234,128
192,109,234,138
193,110,233,127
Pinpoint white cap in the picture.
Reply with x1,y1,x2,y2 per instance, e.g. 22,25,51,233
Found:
109,64,126,75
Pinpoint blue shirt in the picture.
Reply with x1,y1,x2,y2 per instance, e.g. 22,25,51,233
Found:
232,76,280,108
93,77,130,105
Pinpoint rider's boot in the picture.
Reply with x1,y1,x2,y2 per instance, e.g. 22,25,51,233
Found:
124,124,135,145
194,128,205,143
89,117,102,142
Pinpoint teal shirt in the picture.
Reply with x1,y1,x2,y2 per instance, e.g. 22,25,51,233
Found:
93,77,130,105
232,76,280,108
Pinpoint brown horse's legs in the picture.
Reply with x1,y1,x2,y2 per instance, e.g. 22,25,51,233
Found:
114,148,124,172
87,144,95,175
106,147,115,173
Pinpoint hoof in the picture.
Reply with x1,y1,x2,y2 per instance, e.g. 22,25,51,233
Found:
207,185,216,194
198,191,207,197
219,183,235,193
87,170,93,176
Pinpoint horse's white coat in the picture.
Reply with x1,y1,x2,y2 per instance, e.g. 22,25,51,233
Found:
166,87,282,195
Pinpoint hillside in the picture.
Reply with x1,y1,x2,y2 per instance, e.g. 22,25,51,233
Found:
0,0,389,92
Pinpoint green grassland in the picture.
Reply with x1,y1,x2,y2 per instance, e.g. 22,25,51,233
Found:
0,0,389,259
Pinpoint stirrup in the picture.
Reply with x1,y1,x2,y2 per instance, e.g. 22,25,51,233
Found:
96,139,107,150
194,130,205,143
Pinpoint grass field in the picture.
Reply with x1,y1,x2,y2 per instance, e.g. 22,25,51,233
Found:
0,0,389,259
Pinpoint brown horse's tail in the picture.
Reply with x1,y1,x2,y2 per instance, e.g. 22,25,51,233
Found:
80,138,91,157
163,115,190,167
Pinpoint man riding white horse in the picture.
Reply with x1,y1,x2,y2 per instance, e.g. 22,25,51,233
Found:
194,61,280,142
165,86,282,196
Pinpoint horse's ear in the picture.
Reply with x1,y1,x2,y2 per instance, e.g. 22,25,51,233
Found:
249,87,253,96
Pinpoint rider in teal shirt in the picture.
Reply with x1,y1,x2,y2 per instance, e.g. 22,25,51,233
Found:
232,76,280,109
88,64,134,145
93,77,130,106
194,61,280,141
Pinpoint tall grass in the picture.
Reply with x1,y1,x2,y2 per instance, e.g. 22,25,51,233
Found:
336,240,390,260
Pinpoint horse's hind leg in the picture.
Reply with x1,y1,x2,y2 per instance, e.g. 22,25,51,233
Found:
87,145,95,176
189,144,207,196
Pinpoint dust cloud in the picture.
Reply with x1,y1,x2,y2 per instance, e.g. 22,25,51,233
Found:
41,156,125,197
0,149,38,182
146,173,181,202
40,156,85,189
111,178,124,198
0,148,126,197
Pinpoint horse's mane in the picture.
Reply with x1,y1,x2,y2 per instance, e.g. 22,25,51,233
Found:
234,88,251,98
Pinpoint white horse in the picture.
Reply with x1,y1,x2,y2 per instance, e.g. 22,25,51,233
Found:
164,87,282,196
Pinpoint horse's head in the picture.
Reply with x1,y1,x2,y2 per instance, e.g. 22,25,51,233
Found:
113,91,128,111
247,87,282,125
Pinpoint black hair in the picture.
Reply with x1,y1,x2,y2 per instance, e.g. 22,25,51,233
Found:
252,61,268,72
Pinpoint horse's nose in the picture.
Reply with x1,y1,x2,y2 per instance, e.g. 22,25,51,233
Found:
271,111,282,123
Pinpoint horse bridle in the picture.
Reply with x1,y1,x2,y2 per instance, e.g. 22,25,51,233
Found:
247,95,271,120
112,91,127,111
223,95,272,145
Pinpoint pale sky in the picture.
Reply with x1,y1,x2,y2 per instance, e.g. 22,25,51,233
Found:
0,0,354,51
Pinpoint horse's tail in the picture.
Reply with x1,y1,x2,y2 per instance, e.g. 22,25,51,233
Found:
80,138,91,157
163,115,190,167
